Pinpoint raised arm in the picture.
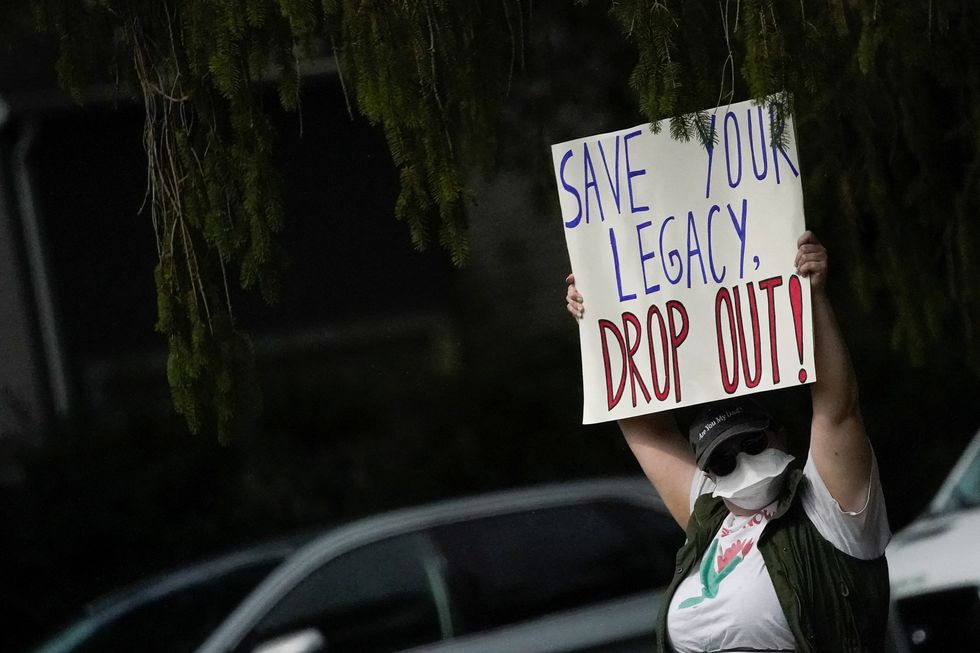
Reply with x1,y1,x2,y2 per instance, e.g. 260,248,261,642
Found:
619,414,699,528
796,231,873,512
566,274,697,528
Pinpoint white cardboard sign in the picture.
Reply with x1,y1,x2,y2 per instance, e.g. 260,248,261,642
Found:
552,98,814,424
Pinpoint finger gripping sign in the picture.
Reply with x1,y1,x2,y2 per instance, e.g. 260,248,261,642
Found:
552,98,814,424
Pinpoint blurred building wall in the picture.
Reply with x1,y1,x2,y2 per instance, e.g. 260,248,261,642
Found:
0,107,56,452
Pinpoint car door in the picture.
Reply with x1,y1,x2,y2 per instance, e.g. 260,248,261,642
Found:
228,532,452,653
203,483,683,653
413,498,684,653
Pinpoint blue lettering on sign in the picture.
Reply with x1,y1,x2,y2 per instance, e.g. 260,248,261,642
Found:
583,143,605,223
769,106,800,184
703,107,802,193
707,204,726,283
748,106,768,181
598,137,622,215
728,198,749,278
609,227,637,302
724,111,742,189
590,201,751,295
559,149,582,228
685,211,708,288
636,220,660,294
624,130,650,214
659,216,683,286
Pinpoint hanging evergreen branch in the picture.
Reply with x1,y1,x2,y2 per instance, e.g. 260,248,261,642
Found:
322,0,526,265
29,0,298,441
124,2,280,443
8,0,980,439
18,0,527,438
602,0,980,375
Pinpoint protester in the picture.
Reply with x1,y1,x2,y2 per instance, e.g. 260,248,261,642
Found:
565,231,890,653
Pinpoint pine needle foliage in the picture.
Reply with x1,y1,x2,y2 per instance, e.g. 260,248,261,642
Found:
321,0,524,265
6,1,980,438
28,0,302,441
13,0,526,439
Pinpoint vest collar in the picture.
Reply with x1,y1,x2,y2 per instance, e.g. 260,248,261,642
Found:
771,467,806,519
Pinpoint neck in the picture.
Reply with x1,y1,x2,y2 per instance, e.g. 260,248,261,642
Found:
723,499,759,516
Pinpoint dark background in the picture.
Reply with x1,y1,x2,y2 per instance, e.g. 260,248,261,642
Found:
1,5,979,651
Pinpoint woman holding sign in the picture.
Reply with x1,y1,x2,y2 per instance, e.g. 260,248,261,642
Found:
566,231,890,653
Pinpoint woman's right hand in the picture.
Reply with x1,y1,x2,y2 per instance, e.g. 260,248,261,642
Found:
565,273,585,321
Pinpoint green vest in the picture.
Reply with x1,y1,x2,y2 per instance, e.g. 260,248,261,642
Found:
655,468,890,652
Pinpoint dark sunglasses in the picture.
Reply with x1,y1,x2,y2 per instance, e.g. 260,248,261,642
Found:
706,431,769,477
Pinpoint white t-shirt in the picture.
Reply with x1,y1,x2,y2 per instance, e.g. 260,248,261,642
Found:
665,450,891,653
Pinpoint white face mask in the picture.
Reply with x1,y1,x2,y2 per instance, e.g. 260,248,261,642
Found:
711,448,795,510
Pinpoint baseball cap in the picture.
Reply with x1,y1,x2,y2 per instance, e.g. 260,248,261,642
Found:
688,398,773,470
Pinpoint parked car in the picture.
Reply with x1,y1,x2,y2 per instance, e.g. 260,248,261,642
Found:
31,477,684,653
887,427,980,652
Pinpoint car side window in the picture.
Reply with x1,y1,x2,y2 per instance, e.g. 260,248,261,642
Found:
238,533,447,653
430,499,684,635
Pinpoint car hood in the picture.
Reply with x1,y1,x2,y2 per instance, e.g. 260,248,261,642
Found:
887,505,980,600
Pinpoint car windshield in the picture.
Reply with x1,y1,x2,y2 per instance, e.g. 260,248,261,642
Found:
32,558,281,653
934,441,980,515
